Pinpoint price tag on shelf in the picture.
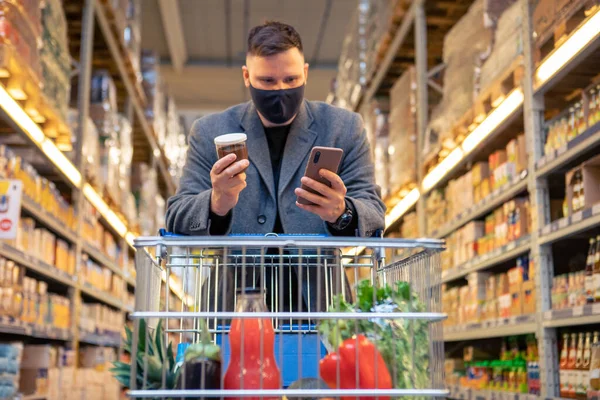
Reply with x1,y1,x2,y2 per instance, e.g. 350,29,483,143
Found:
573,306,584,316
542,225,552,235
572,211,583,223
557,144,568,156
544,311,553,319
593,303,600,315
593,203,600,215
537,157,546,168
558,217,569,229
507,242,516,251
546,150,556,161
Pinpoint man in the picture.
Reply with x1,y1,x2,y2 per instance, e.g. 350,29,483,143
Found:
166,21,385,313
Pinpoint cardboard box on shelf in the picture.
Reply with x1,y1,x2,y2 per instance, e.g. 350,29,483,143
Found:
510,284,524,316
496,273,510,296
498,292,512,317
522,280,536,314
472,162,490,187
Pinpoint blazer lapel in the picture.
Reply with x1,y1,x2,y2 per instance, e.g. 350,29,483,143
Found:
240,102,276,201
278,101,318,197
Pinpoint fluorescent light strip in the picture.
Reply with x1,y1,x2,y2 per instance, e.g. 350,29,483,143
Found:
385,188,420,228
125,232,136,247
536,9,600,85
0,84,82,187
83,183,128,237
462,89,524,154
422,147,463,192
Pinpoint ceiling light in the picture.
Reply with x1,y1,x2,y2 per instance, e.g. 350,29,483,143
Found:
422,147,464,192
125,232,136,247
385,188,420,228
461,89,524,154
83,183,128,237
0,84,46,143
536,9,600,85
41,140,82,187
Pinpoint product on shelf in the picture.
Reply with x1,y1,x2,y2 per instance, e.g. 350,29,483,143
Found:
448,335,539,394
40,0,70,123
0,0,43,85
564,154,600,217
82,200,123,265
477,1,523,97
553,235,600,309
79,303,122,339
132,162,164,236
427,0,492,149
67,109,101,188
362,98,390,198
1,145,77,231
0,342,23,399
80,254,125,302
142,50,167,146
545,81,600,156
443,255,534,325
400,212,418,238
559,330,597,399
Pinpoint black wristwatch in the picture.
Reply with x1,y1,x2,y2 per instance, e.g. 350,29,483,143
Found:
330,201,354,231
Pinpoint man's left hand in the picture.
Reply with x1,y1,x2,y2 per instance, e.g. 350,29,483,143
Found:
295,169,346,223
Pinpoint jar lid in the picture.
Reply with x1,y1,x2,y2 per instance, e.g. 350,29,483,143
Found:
214,133,247,146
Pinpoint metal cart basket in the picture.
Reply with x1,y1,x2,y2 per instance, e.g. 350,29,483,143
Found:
128,236,447,399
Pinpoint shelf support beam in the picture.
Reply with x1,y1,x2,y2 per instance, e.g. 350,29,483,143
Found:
73,0,96,367
415,1,428,236
521,0,559,396
158,0,188,73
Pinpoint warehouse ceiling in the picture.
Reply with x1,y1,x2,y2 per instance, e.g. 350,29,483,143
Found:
141,0,357,113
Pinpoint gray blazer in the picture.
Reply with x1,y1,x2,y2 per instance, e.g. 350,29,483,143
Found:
166,100,386,236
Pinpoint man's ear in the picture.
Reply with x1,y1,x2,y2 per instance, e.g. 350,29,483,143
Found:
304,63,309,85
242,65,250,88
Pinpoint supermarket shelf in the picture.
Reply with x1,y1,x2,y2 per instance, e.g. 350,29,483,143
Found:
447,386,542,400
79,283,125,311
444,314,537,342
79,332,121,348
21,195,78,244
0,242,76,287
433,173,529,239
93,0,175,197
543,304,600,328
442,236,531,283
538,205,600,246
533,9,600,95
0,318,72,341
82,242,123,278
536,121,600,178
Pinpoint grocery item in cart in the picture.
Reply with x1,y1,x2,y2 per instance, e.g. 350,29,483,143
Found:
224,288,281,399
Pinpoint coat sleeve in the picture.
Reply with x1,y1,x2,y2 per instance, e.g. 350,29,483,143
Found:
328,112,386,237
165,119,232,235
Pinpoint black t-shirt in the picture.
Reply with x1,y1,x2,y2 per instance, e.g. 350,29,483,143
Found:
264,124,292,233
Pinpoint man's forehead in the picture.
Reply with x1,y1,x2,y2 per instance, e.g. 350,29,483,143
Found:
246,48,305,66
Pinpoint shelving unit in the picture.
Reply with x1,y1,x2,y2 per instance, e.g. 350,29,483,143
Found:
344,0,600,397
0,0,184,375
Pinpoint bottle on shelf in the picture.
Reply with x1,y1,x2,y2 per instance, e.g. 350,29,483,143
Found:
572,169,583,212
569,106,578,141
561,333,570,398
589,89,598,127
594,236,600,303
581,332,592,399
587,238,596,303
569,333,579,398
591,331,600,392
575,333,585,399
576,102,587,135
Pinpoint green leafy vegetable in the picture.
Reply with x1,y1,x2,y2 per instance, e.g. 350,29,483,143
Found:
319,280,430,390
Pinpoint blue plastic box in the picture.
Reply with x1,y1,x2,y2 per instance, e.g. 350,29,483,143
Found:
215,324,328,387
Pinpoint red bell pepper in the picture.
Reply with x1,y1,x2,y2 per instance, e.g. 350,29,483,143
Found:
319,335,392,400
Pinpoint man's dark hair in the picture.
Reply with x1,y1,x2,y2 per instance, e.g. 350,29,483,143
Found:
247,21,303,57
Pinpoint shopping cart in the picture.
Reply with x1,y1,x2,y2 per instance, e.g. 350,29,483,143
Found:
126,235,447,399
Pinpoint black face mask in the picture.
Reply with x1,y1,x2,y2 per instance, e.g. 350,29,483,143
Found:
249,83,305,125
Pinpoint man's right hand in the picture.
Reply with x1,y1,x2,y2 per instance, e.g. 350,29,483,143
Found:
210,154,249,216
